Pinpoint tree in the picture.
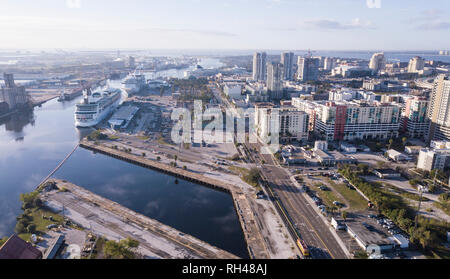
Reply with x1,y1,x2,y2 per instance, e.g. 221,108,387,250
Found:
388,139,394,150
156,156,161,161
27,224,37,234
104,238,140,259
402,137,408,147
342,211,348,221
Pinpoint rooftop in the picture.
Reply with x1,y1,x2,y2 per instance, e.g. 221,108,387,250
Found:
0,234,42,259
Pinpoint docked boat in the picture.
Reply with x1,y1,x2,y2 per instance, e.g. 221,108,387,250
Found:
121,72,146,95
74,88,122,128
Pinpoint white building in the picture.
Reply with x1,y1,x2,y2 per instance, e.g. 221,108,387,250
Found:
427,75,450,141
224,83,243,99
408,56,425,73
417,147,450,171
255,103,309,143
369,52,386,73
314,141,328,151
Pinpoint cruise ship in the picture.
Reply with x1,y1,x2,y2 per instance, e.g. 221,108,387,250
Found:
121,73,146,95
74,88,122,128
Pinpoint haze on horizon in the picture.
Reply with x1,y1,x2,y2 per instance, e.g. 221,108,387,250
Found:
0,0,449,51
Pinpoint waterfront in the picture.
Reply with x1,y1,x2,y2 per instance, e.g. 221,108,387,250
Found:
0,58,248,258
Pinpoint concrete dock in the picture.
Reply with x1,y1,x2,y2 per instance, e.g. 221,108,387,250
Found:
80,139,270,259
42,179,239,259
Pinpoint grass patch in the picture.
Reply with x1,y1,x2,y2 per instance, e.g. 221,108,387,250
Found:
17,207,65,242
382,183,430,202
327,179,368,211
229,166,260,187
311,183,345,210
434,202,450,217
157,136,175,146
137,135,150,141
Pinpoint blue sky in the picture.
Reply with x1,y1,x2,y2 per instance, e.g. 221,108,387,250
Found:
0,0,449,50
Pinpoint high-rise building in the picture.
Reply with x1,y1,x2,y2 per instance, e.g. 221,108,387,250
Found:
267,62,283,100
407,56,425,73
323,57,335,71
312,100,402,141
297,57,319,82
252,52,267,81
369,52,386,73
127,56,136,69
427,75,450,141
281,52,294,80
255,103,309,143
402,96,429,138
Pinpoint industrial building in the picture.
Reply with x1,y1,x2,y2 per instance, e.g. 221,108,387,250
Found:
108,105,139,130
0,73,29,111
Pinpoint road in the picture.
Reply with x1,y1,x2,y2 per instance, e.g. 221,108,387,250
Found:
247,142,348,259
211,85,347,258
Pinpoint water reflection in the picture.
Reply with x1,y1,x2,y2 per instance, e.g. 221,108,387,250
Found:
0,109,35,134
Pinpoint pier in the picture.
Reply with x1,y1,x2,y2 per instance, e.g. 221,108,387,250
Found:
42,179,238,259
80,139,270,259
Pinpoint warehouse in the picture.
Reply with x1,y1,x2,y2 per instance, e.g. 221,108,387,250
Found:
108,105,139,130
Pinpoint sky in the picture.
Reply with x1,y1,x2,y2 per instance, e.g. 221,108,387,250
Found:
0,0,449,50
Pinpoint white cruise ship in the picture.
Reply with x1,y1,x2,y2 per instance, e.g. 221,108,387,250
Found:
121,73,146,95
74,88,122,128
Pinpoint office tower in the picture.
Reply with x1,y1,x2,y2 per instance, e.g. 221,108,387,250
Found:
281,52,294,80
252,52,267,81
369,52,386,73
427,75,450,141
407,56,425,73
267,62,283,100
297,57,319,82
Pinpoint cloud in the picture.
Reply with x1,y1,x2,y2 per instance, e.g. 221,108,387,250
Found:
66,0,81,9
137,28,237,37
417,21,450,30
409,9,450,31
302,18,375,30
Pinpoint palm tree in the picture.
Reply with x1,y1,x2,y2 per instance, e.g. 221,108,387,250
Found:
388,139,394,150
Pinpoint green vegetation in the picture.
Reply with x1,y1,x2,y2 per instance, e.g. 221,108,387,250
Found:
137,135,149,141
339,164,450,257
0,237,7,247
435,193,450,216
16,190,66,241
87,130,108,141
327,179,368,211
311,183,345,212
229,166,261,187
170,78,213,103
382,183,430,202
108,135,120,140
104,238,140,259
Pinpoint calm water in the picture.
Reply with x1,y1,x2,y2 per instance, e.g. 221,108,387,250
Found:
0,58,248,258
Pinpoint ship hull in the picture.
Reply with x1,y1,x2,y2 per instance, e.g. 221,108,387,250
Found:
75,94,122,128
